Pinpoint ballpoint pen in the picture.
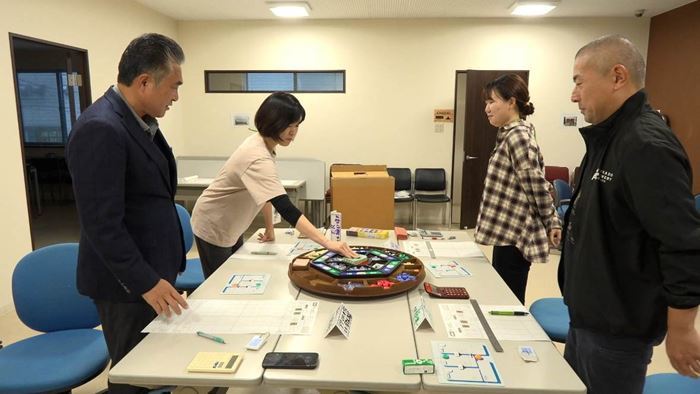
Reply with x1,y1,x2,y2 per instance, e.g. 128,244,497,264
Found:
251,250,278,255
489,311,529,316
197,331,226,344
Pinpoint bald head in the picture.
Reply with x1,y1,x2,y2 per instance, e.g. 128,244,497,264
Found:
575,35,646,88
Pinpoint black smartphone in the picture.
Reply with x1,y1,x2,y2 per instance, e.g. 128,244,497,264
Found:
262,352,319,369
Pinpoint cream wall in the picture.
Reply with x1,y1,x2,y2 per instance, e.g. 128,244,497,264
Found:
0,0,179,311
0,7,650,310
176,18,649,190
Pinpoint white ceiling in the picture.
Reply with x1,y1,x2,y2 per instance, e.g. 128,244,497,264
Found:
133,0,695,20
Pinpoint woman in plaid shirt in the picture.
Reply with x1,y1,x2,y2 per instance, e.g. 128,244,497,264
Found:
475,74,561,304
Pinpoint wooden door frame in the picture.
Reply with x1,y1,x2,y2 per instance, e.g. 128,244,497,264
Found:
451,69,529,229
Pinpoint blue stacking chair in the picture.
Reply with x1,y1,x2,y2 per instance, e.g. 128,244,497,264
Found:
529,297,570,343
0,243,109,394
553,179,573,219
644,373,700,394
175,204,205,290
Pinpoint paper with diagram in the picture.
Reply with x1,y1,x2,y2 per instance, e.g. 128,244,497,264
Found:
432,341,502,386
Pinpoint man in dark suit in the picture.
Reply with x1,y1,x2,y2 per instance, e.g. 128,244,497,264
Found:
66,33,188,394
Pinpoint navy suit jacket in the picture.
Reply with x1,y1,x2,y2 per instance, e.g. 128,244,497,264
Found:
66,87,185,302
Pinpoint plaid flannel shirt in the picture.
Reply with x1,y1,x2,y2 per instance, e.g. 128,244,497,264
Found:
475,120,561,264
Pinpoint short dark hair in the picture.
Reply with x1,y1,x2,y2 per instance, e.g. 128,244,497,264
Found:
483,74,534,119
254,92,306,141
117,33,184,86
575,34,646,88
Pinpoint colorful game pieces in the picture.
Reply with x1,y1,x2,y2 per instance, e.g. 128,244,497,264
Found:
289,245,425,298
339,282,363,292
395,272,416,282
394,226,408,240
373,279,395,289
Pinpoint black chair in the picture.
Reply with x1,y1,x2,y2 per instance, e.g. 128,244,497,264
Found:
414,168,451,229
387,168,415,228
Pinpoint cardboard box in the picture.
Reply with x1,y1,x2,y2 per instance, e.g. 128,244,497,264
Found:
330,164,394,229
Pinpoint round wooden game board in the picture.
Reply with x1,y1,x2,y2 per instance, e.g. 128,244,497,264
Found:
288,245,425,298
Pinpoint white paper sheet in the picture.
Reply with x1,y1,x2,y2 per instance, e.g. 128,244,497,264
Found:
438,303,549,341
287,240,322,257
430,241,483,258
233,242,295,260
432,341,503,386
403,241,483,258
142,299,319,335
221,273,270,295
424,260,472,278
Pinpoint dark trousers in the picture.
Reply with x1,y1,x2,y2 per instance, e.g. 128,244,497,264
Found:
492,245,531,304
564,326,653,394
195,235,243,278
95,300,157,394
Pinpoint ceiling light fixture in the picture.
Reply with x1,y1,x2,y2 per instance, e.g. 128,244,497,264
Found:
267,1,311,18
510,0,560,17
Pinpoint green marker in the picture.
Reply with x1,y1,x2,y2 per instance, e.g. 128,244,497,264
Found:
197,331,226,344
489,311,529,316
251,250,277,255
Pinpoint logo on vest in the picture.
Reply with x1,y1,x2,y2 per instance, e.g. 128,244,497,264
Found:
591,169,613,183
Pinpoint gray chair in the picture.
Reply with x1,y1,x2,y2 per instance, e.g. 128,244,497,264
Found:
387,168,415,228
413,168,451,229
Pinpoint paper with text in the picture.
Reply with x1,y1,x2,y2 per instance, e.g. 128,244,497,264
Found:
143,299,319,335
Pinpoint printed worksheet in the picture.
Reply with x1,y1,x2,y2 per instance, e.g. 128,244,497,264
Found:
481,305,549,341
438,304,549,341
403,241,483,258
430,241,483,258
221,273,270,295
287,240,322,257
439,303,485,339
142,299,319,335
233,242,295,260
403,241,432,257
432,341,502,386
424,260,472,278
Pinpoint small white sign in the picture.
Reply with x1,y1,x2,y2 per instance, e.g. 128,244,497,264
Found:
562,114,579,127
233,114,250,126
324,303,353,338
412,296,434,331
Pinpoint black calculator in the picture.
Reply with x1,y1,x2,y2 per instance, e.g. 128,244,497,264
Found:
423,282,470,299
